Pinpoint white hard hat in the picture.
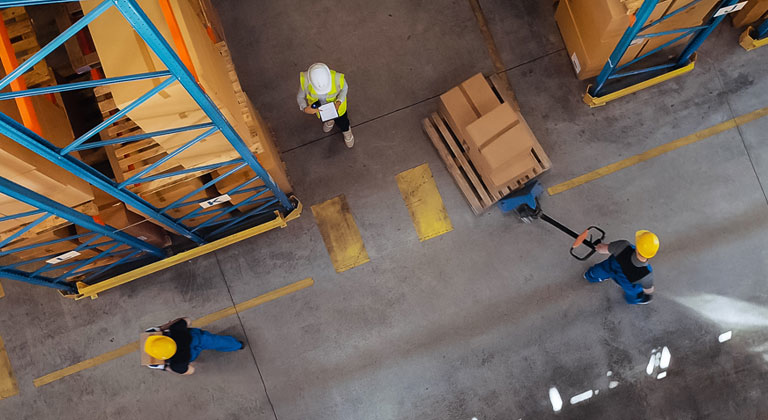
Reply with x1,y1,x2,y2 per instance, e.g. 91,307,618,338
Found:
308,63,332,94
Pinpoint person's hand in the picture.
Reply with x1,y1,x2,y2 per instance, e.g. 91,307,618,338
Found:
595,243,610,255
182,364,196,375
334,101,341,111
304,105,318,114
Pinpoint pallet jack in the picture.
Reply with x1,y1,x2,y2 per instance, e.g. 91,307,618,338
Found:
498,180,605,261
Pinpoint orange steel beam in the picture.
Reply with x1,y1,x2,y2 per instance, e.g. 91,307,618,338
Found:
158,0,199,82
0,17,42,135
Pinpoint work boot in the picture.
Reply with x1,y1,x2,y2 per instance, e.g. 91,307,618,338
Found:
636,294,653,305
323,120,335,133
343,130,354,148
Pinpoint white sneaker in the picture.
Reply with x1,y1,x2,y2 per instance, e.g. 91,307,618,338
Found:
343,130,354,148
323,120,335,133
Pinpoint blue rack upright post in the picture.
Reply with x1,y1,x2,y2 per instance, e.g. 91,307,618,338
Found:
0,0,300,298
584,0,741,107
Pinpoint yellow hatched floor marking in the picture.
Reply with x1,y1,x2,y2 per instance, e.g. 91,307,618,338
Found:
396,163,453,241
311,195,370,272
548,104,768,196
33,278,314,388
0,335,19,400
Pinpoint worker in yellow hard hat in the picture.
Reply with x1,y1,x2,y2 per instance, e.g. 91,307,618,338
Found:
297,62,354,148
144,317,244,374
583,230,659,304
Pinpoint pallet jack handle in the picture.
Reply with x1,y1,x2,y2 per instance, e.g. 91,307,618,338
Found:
539,213,605,261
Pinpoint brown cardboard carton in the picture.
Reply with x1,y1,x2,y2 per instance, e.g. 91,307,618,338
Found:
731,0,768,27
556,0,672,79
438,73,500,142
141,178,228,227
212,166,269,206
571,0,630,42
79,203,168,249
464,103,550,189
638,0,721,57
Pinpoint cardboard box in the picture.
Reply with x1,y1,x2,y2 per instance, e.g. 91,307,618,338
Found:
556,0,672,79
141,177,228,227
77,202,168,250
438,73,501,142
212,166,268,206
731,0,768,27
638,0,722,57
464,103,551,189
570,0,631,42
3,226,98,261
0,91,94,207
81,0,257,168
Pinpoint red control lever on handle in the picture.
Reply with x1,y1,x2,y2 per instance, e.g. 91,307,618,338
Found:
572,229,590,249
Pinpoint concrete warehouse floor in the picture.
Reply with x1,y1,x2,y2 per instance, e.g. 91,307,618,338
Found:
1,1,768,419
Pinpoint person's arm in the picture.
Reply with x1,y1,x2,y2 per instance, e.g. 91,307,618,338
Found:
640,272,655,294
335,77,348,110
181,364,196,375
297,87,317,114
159,318,186,330
595,243,610,255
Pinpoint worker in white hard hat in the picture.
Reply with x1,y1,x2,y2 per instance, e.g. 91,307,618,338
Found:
297,63,354,148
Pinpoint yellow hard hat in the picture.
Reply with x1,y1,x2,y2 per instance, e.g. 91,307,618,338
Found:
635,230,659,259
144,335,177,360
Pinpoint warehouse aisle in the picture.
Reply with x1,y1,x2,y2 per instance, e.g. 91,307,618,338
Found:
1,1,768,419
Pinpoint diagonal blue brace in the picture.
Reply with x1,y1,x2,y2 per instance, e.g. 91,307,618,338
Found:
111,0,293,212
0,177,165,259
0,112,206,243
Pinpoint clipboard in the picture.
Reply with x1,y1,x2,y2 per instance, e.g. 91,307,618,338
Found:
318,103,339,122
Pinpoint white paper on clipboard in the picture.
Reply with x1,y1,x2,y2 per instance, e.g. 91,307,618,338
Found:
318,103,339,121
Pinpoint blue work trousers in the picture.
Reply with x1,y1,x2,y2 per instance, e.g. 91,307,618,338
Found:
188,328,242,362
585,256,645,304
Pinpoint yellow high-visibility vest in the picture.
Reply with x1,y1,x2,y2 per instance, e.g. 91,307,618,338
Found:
300,70,347,118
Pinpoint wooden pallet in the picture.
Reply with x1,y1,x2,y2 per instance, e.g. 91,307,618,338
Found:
0,201,98,244
54,3,100,75
422,75,547,215
1,7,56,88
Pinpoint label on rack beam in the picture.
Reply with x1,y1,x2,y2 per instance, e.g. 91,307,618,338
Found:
714,1,747,17
199,194,231,209
46,251,81,265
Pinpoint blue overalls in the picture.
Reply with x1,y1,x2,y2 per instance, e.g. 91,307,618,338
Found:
584,246,652,305
188,328,243,362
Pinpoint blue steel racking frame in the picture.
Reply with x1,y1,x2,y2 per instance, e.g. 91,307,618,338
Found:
585,0,740,106
0,0,296,294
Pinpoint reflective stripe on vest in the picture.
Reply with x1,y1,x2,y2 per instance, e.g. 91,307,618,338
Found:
300,70,347,117
615,246,650,283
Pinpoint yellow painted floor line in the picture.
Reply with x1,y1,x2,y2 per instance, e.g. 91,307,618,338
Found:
548,104,768,196
0,335,19,400
396,163,453,241
311,195,370,272
33,278,314,388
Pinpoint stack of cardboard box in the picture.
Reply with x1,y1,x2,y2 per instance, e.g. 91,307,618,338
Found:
0,94,95,233
438,74,551,198
81,0,260,169
556,0,723,80
731,0,768,27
